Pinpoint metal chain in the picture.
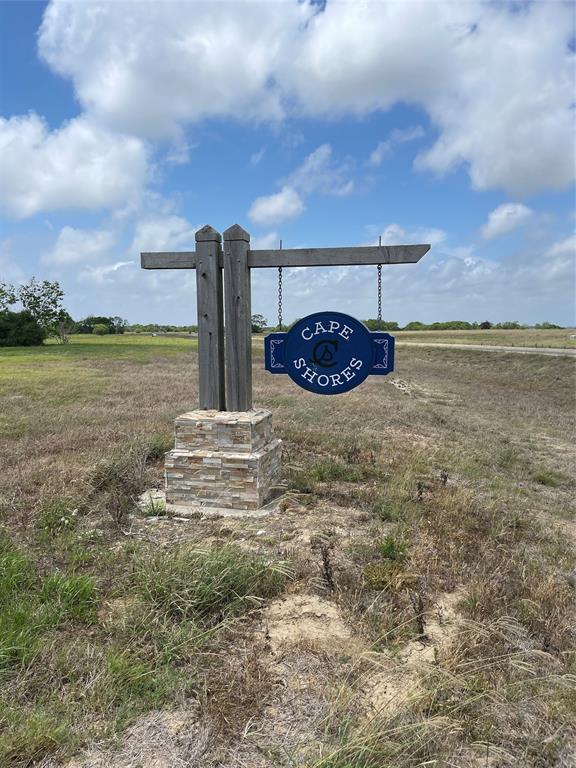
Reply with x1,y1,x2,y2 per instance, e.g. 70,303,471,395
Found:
377,263,382,329
277,266,283,330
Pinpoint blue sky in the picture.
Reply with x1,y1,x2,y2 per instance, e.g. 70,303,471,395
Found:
0,0,574,327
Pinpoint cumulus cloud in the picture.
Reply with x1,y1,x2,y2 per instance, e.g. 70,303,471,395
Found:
380,224,447,247
38,0,312,138
42,226,115,266
248,187,304,227
481,203,532,240
0,114,148,219
78,260,135,286
249,144,353,226
546,234,576,259
36,0,573,197
130,215,197,256
290,1,574,195
369,126,425,167
288,144,354,197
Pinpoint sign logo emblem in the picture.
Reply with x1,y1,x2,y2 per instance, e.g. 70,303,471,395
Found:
265,311,395,395
311,339,338,368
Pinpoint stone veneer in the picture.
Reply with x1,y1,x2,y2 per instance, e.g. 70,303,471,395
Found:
165,409,282,510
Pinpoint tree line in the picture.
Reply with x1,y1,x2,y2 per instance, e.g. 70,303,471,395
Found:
362,319,563,331
0,278,565,348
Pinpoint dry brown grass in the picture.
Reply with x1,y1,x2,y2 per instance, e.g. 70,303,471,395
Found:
0,336,574,766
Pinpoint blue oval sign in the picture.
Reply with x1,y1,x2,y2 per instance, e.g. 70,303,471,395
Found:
284,312,373,395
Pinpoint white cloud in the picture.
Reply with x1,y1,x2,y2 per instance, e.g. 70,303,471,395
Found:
414,6,574,194
130,215,197,256
42,226,115,266
546,234,576,259
380,224,447,247
37,0,571,196
38,0,313,139
248,144,353,226
78,260,135,286
0,114,148,219
248,186,304,227
288,144,354,197
481,203,533,240
369,126,425,167
290,2,574,195
251,231,281,250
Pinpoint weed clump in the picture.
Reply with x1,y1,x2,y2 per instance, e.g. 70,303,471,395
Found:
89,435,170,526
36,498,78,537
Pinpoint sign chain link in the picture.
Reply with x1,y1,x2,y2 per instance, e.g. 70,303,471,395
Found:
277,266,283,331
377,263,382,329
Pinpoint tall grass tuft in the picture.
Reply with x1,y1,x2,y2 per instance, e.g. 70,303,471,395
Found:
135,543,292,628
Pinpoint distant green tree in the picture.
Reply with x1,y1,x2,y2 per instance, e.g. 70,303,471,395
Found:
251,314,268,333
52,310,76,344
364,319,399,331
0,310,46,347
535,321,562,329
479,321,492,329
92,324,109,336
0,278,73,343
0,282,17,312
404,321,426,330
76,316,111,333
495,321,522,329
112,317,128,334
428,321,474,330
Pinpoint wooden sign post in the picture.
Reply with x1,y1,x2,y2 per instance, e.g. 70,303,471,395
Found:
142,224,429,513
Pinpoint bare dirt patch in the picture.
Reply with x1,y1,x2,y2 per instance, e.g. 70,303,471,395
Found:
50,709,209,768
260,593,359,655
361,587,466,719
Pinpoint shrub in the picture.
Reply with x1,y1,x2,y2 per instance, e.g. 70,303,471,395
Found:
92,323,109,336
0,310,46,347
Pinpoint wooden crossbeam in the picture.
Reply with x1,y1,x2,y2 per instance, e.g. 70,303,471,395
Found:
141,244,429,270
248,244,429,267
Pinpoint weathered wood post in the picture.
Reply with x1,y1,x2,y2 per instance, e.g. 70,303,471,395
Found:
223,225,252,411
195,225,225,410
163,224,281,513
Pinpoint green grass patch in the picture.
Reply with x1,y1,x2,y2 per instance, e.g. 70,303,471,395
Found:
0,535,97,669
0,539,291,766
531,467,567,487
378,534,407,561
135,544,291,627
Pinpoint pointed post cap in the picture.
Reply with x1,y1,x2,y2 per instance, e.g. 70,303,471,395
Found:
196,225,222,242
223,224,250,242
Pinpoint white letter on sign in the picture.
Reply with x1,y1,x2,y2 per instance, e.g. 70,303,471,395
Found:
339,325,353,340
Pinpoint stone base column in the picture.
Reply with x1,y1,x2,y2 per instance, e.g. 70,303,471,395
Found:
165,409,282,510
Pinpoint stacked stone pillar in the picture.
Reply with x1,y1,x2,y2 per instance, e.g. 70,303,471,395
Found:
165,409,281,511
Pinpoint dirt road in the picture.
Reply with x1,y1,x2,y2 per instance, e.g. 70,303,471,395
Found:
397,342,576,357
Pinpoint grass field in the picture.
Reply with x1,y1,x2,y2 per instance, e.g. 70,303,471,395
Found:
392,328,576,348
0,335,574,767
